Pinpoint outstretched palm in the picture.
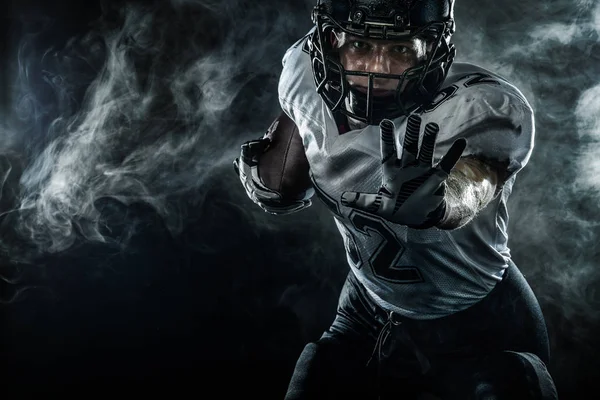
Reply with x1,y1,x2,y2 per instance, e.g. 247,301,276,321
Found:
341,115,467,228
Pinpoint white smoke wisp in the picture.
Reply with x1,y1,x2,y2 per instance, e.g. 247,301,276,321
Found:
574,0,600,193
2,0,314,258
451,1,600,374
15,8,172,254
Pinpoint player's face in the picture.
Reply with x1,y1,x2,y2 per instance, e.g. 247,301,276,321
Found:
332,32,427,96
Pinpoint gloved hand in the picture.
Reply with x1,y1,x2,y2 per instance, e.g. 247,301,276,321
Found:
341,115,466,229
233,137,311,215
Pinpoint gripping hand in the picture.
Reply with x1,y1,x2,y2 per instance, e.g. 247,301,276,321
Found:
341,115,467,229
233,137,310,215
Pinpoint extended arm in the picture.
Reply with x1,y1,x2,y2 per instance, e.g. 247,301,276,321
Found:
340,116,505,231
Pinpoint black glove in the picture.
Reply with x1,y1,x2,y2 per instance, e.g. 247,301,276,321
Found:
341,115,466,229
233,137,311,215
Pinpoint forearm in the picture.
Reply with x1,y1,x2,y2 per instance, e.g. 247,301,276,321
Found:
436,158,498,230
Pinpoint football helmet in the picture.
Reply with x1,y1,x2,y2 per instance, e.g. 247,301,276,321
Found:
308,0,457,125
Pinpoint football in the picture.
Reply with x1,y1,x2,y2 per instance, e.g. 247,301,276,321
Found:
258,112,312,199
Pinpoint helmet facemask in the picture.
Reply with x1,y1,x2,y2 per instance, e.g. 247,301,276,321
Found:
308,4,456,125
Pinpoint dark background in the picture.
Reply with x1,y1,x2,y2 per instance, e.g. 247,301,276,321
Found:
1,0,599,398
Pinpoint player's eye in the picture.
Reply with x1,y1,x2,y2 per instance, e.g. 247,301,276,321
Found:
391,45,418,63
393,46,410,54
351,40,370,50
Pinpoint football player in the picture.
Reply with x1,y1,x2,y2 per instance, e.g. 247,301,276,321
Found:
235,0,558,399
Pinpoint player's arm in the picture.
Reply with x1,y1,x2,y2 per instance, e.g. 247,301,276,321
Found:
233,111,314,215
436,157,499,230
341,116,507,230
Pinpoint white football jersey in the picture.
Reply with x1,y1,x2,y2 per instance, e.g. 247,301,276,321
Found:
278,31,535,320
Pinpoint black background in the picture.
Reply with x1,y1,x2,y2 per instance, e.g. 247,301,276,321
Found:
1,0,599,398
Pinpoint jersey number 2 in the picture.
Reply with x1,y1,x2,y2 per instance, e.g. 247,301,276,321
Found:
349,211,424,284
311,176,424,284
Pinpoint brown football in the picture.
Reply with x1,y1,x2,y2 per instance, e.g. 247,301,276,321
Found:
258,111,312,199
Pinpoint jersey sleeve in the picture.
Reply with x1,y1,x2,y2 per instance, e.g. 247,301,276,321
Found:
426,78,535,185
277,28,323,131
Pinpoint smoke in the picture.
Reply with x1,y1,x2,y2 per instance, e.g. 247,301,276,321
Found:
452,0,600,394
0,0,345,353
1,0,318,260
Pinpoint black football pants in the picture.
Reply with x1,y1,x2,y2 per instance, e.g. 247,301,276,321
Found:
284,260,558,400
